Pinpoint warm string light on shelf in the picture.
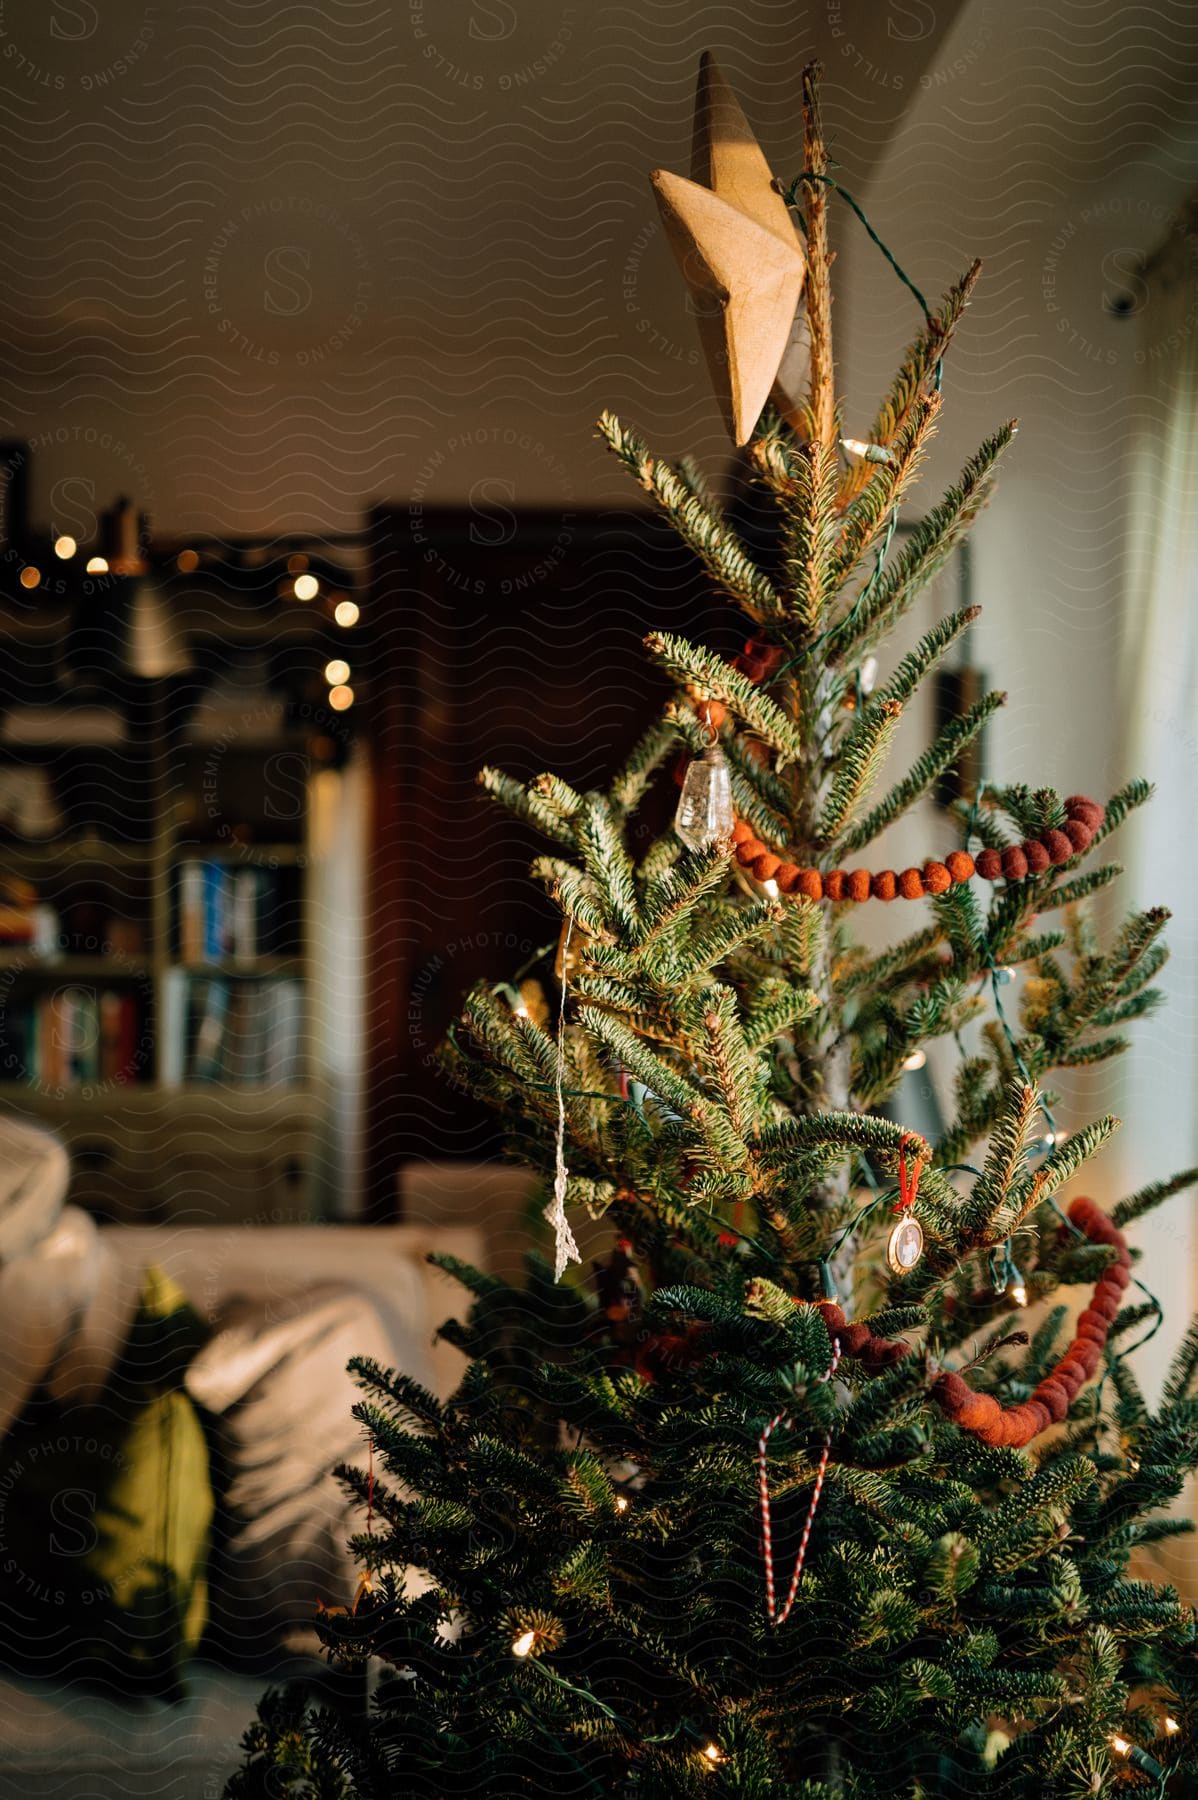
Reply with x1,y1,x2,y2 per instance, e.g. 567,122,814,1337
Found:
86,555,108,573
293,573,318,601
511,1629,537,1658
53,535,75,559
334,598,359,627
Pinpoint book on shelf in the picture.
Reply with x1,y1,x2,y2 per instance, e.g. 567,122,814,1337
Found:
2,986,142,1089
175,859,289,964
0,902,58,956
160,971,304,1088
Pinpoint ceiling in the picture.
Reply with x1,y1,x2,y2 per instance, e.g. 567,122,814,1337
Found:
0,0,969,540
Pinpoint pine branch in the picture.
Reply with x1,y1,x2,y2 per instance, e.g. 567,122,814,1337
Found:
754,1112,929,1163
779,438,841,634
665,899,785,985
1042,863,1124,910
1111,1167,1198,1231
873,606,982,711
837,690,1006,854
477,766,577,845
742,981,821,1051
597,411,783,621
817,698,903,839
799,63,836,450
645,632,806,766
574,795,639,938
529,857,609,937
960,1081,1038,1238
869,263,982,448
702,988,762,1138
1089,777,1152,847
835,924,944,997
834,396,940,581
828,423,1015,662
609,715,677,816
634,843,733,957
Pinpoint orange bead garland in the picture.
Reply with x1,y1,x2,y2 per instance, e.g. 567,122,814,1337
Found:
728,800,1102,903
811,1196,1129,1449
690,641,1103,903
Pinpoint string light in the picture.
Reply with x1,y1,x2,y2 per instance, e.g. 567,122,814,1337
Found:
1165,1716,1180,1734
702,1743,723,1765
1008,1281,1028,1308
995,965,1016,985
615,1496,629,1513
176,548,200,573
1109,1734,1165,1779
324,658,350,687
840,437,895,465
762,878,779,898
903,1049,927,1072
53,535,75,559
18,566,39,588
293,573,319,601
86,555,108,573
511,1629,537,1658
329,685,354,713
334,598,360,627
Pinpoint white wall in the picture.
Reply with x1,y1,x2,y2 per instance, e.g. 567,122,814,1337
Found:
836,0,1198,1393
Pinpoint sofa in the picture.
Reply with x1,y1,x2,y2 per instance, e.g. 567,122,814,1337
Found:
0,1129,485,1800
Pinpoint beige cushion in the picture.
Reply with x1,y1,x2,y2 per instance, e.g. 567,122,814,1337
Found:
187,1284,400,1657
100,1223,485,1401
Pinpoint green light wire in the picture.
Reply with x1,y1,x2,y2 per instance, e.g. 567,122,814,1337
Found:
780,170,935,327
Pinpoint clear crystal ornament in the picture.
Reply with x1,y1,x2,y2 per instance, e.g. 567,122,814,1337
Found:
674,741,735,850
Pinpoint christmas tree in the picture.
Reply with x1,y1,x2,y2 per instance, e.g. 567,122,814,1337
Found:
230,60,1198,1800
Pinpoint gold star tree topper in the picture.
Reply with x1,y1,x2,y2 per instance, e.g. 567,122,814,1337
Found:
651,53,807,445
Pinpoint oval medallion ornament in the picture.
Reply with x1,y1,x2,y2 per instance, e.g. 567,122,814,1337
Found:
886,1213,924,1275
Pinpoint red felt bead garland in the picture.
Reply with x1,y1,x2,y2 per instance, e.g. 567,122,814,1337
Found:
728,798,1103,905
809,1196,1129,1449
690,637,1103,903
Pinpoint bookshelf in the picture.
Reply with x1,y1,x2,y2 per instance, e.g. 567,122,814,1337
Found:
0,501,368,1224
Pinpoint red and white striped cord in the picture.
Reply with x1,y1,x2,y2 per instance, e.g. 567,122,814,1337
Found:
759,1337,841,1627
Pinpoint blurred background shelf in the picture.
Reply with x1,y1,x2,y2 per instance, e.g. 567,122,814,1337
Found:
0,481,368,1223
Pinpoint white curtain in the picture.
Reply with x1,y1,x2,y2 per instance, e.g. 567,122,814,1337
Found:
1115,243,1198,1402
